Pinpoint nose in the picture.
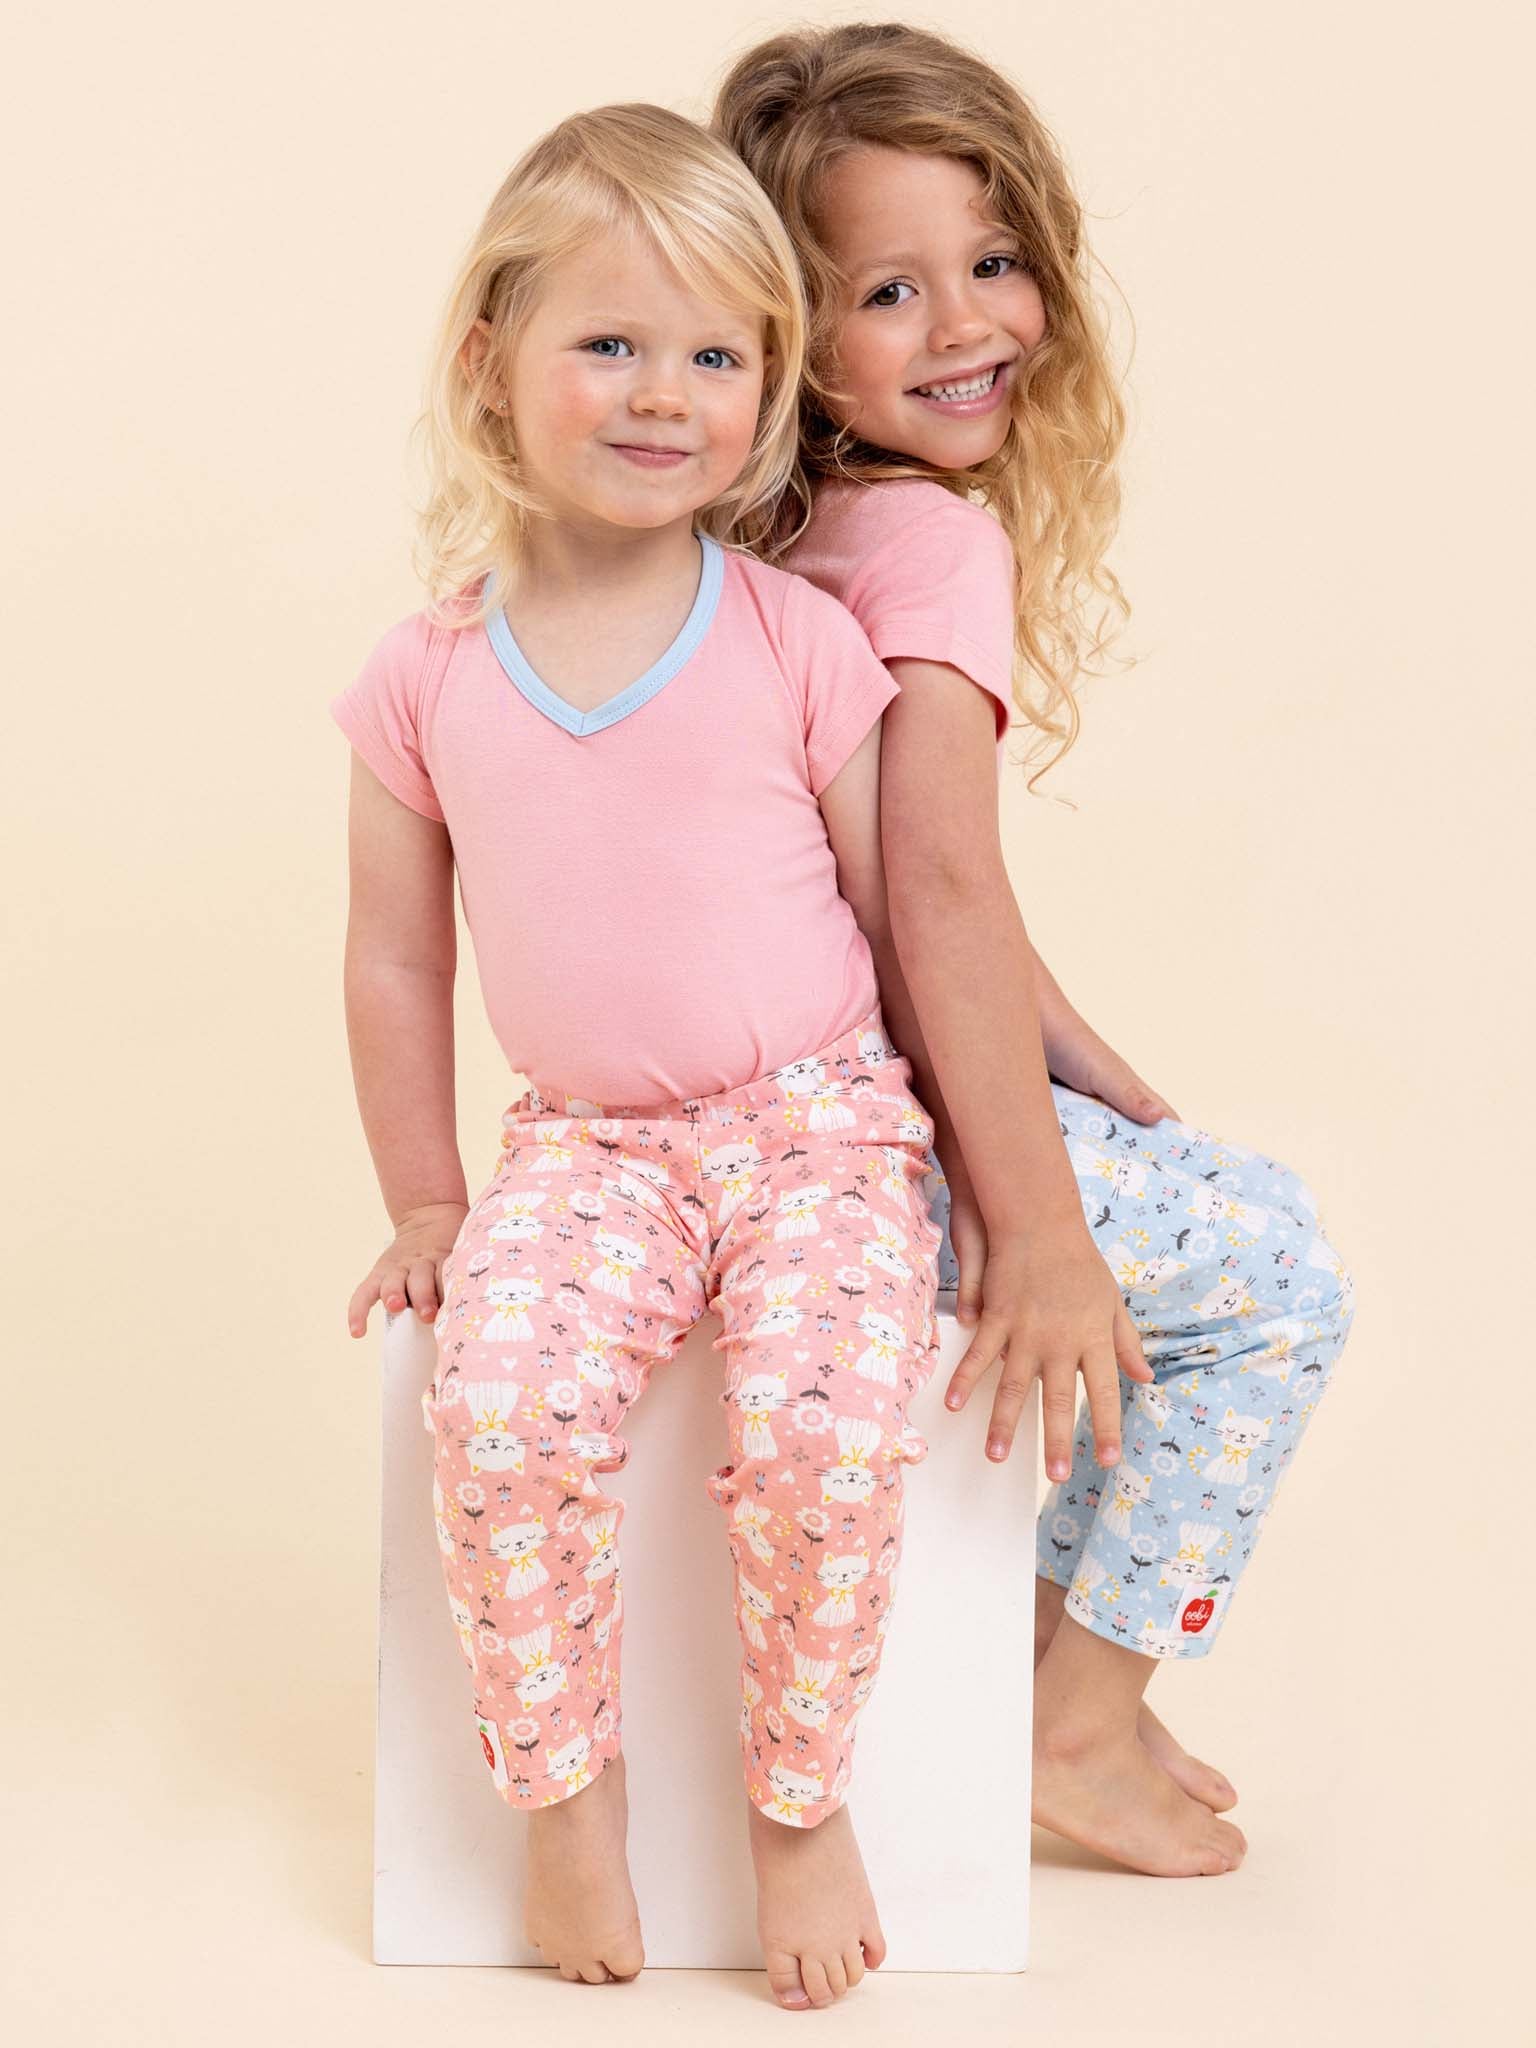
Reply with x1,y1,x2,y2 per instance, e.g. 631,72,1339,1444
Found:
926,281,991,355
629,363,690,422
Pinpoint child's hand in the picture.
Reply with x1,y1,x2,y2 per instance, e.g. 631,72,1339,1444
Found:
942,1224,1155,1477
1034,970,1179,1127
346,1201,469,1338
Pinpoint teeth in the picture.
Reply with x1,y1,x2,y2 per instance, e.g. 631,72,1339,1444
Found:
916,366,998,401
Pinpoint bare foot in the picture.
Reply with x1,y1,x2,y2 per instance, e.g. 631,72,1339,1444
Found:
524,1752,644,1983
1137,1703,1238,1812
1033,1719,1248,1878
747,1799,886,2009
1033,1580,1237,1813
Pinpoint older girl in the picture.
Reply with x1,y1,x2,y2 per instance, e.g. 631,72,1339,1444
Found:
716,22,1356,1880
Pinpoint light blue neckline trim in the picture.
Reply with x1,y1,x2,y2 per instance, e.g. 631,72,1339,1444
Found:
483,533,724,738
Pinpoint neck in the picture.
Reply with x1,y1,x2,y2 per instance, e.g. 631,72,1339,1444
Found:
509,511,700,606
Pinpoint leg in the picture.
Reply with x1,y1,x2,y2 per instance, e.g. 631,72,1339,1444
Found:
700,1025,942,2005
1033,1573,1236,1810
428,1114,702,1979
1030,1090,1354,1869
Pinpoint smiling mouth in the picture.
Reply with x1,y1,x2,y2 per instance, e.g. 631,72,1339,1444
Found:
909,362,1006,402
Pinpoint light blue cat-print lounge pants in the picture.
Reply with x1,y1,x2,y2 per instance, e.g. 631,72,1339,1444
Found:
924,1086,1355,1660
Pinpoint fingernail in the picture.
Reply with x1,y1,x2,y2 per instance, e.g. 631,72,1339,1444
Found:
945,1392,962,1410
1100,1444,1121,1465
1048,1458,1069,1481
987,1439,1007,1461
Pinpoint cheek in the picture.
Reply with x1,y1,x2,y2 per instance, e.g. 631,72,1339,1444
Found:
1002,275,1049,350
524,362,610,447
827,317,911,421
703,378,765,467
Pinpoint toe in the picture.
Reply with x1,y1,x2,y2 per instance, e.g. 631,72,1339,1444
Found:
863,1926,888,1970
823,1953,848,2001
800,1958,835,2009
765,1951,810,2010
844,1943,866,1990
604,1931,645,1981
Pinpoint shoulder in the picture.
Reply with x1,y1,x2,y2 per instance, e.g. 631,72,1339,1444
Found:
721,546,868,640
793,479,1012,599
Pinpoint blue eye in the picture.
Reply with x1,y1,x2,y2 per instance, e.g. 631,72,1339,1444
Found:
863,280,916,310
974,254,1018,280
694,347,738,370
584,337,633,358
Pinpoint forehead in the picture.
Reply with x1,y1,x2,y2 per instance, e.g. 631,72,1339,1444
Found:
532,222,763,339
817,147,1002,269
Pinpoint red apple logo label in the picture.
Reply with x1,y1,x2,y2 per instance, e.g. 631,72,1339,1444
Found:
480,1728,498,1771
1181,1595,1216,1634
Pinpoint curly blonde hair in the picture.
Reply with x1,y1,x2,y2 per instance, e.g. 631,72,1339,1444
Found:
714,23,1132,780
412,103,806,628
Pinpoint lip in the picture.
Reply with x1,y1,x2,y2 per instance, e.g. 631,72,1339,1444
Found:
906,357,1015,419
606,443,693,469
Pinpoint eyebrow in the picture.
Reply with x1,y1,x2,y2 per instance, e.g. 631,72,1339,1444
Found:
564,309,759,343
847,225,1017,284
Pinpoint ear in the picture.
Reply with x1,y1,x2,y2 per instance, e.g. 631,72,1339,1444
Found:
459,316,507,412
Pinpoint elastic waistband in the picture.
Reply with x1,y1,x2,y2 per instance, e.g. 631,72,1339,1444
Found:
519,1005,899,1123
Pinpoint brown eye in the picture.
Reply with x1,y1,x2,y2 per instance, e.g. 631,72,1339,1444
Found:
864,280,915,310
974,254,1017,280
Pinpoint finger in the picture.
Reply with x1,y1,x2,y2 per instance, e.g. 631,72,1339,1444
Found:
1039,1364,1081,1483
1100,1057,1175,1127
951,1218,987,1328
406,1258,440,1319
346,1278,380,1339
1081,1343,1125,1466
378,1262,411,1317
944,1315,1009,1410
985,1354,1039,1461
1114,1300,1156,1383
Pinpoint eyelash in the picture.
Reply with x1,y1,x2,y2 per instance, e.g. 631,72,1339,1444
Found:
861,254,1020,309
581,338,742,369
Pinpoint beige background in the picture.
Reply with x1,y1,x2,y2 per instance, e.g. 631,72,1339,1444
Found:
6,2,1528,2040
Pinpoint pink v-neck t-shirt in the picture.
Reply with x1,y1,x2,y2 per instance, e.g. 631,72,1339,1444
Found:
783,478,1015,753
329,536,897,1106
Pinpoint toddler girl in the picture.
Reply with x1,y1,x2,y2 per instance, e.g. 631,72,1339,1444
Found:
716,23,1357,1880
331,104,951,2008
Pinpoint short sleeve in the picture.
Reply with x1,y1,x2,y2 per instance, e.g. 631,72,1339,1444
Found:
778,574,900,796
847,496,1015,740
328,612,446,822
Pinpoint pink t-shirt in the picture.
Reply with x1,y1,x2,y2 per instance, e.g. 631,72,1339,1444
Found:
783,477,1015,749
329,536,897,1105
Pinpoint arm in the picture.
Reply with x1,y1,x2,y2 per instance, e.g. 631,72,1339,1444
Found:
814,718,962,1172
879,659,1153,1471
341,753,469,1335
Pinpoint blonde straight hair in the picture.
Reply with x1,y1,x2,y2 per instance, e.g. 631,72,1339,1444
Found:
413,103,807,627
715,24,1132,782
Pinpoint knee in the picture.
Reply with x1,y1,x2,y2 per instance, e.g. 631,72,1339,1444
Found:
429,1370,628,1487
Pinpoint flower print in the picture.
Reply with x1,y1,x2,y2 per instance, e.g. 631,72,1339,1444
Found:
556,1507,583,1534
546,1379,581,1413
1238,1484,1264,1510
1151,1449,1178,1477
1050,1514,1081,1546
765,1707,785,1745
794,1401,833,1436
566,1593,596,1627
593,1707,615,1742
797,1507,831,1537
848,1643,876,1674
509,1717,540,1749
457,1481,485,1509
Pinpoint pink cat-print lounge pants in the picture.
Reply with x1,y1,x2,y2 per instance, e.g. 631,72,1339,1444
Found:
423,1009,942,1828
